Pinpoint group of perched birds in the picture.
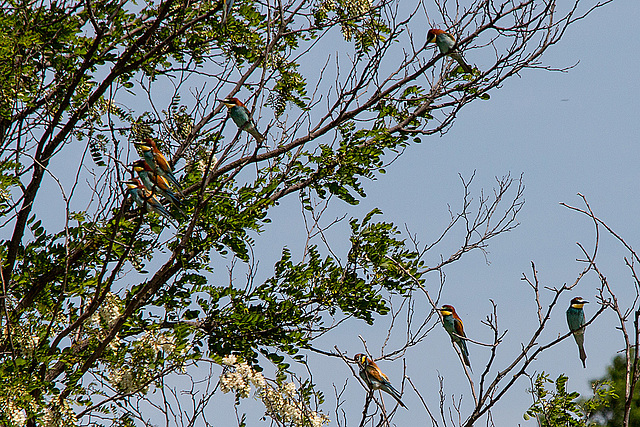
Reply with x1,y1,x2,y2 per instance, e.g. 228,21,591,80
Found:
354,297,589,409
122,26,471,219
123,137,185,222
119,13,586,417
124,22,516,412
123,97,265,221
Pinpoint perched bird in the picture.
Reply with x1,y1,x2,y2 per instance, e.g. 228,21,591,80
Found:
132,160,182,206
437,305,472,369
354,353,407,409
124,178,174,222
221,0,234,24
219,97,266,144
426,28,473,74
566,297,589,368
134,137,183,191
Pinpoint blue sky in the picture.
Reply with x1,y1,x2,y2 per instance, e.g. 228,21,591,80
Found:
238,0,640,425
6,0,637,424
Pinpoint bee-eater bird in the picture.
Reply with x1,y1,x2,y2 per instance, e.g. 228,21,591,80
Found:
132,160,182,206
437,305,472,369
353,353,407,409
219,97,266,144
124,178,174,222
426,28,473,74
134,138,183,191
221,0,234,24
566,296,588,368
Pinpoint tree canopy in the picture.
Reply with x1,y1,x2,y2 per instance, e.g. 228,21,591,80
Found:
0,0,620,426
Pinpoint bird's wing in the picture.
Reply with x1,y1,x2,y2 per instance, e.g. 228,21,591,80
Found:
152,174,171,190
366,364,388,384
154,152,172,172
453,316,466,338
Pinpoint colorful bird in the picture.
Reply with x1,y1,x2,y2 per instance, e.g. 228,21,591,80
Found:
353,353,407,409
221,0,234,24
566,296,588,368
219,97,266,144
123,178,174,222
134,137,183,191
426,28,473,74
132,160,182,206
437,305,472,369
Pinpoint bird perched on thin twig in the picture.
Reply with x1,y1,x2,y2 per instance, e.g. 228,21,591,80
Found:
566,296,588,368
132,160,182,207
134,137,183,192
427,28,473,74
219,97,266,144
354,353,407,409
437,305,472,369
123,178,174,222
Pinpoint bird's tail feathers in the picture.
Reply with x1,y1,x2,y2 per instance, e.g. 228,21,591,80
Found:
166,173,184,192
578,343,587,368
458,340,472,370
249,127,266,144
450,51,473,74
221,0,233,24
462,352,472,370
573,332,587,368
384,384,407,409
149,204,176,226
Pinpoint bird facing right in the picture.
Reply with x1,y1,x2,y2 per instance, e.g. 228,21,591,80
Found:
566,296,588,368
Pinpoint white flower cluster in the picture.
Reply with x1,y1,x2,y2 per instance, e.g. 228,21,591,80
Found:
0,394,78,427
106,330,189,395
108,367,149,394
315,0,336,19
219,356,329,427
0,399,27,427
343,0,371,16
88,292,122,329
41,399,77,427
85,293,122,351
100,292,122,327
0,187,11,203
317,0,371,19
261,382,328,427
1,319,44,358
196,152,218,175
220,356,263,398
138,330,177,357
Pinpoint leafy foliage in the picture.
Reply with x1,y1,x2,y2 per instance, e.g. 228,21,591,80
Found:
0,0,600,424
525,372,615,427
587,354,640,426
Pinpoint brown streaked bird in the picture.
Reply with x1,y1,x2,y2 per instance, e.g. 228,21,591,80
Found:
354,353,407,409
